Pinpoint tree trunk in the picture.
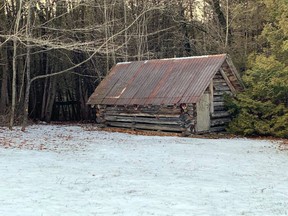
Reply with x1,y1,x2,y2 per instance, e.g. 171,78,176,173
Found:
44,77,57,122
0,44,9,114
225,0,229,48
9,37,18,129
0,1,9,114
9,0,23,130
212,0,232,45
79,79,88,120
41,77,48,120
21,0,32,131
123,0,128,61
179,3,193,56
104,0,109,74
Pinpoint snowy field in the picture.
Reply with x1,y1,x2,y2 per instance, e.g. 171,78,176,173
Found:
0,125,288,216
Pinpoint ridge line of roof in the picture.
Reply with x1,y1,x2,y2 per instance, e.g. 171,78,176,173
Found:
116,54,227,65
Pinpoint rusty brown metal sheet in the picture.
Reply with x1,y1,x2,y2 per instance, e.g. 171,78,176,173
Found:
87,54,227,106
86,63,128,105
145,60,175,105
158,59,187,105
180,57,226,103
118,61,155,105
102,61,143,105
129,61,161,105
115,62,148,105
163,59,200,105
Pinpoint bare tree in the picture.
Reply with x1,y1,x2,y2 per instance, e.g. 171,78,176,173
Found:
10,0,23,129
21,0,33,131
0,0,9,115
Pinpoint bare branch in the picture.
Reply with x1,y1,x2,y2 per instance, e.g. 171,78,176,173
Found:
30,5,164,83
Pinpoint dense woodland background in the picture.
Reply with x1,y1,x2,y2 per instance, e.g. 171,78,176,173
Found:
0,0,287,136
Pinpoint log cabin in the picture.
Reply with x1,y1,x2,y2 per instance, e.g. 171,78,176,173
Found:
87,54,244,135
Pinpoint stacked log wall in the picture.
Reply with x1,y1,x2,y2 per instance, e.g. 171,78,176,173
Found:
96,104,196,134
211,70,232,132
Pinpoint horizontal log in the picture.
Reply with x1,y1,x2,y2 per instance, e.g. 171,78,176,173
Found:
209,126,226,132
104,115,181,125
214,106,227,112
213,80,228,85
214,85,231,91
211,118,231,127
211,111,230,119
106,121,133,129
213,96,224,102
104,107,181,115
214,101,225,107
213,91,232,96
104,111,180,118
106,121,185,132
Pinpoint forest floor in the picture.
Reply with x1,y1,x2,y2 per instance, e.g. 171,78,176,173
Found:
0,124,288,216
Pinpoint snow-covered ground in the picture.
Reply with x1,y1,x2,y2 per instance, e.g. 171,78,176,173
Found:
0,125,288,216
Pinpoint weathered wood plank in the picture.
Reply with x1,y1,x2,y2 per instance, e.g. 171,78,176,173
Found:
209,126,226,132
106,121,185,132
213,96,224,102
135,123,184,132
214,106,227,112
105,105,181,112
213,80,228,85
213,91,232,96
214,101,225,107
105,108,181,115
211,118,231,127
106,121,132,128
214,85,230,91
209,81,214,113
225,57,245,89
219,68,236,94
211,111,230,119
104,111,180,118
104,115,181,125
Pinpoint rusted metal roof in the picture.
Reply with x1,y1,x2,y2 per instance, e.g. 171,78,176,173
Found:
87,54,228,105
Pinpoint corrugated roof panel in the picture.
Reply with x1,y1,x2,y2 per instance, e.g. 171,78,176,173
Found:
129,61,162,105
100,64,129,105
164,59,200,104
87,63,129,104
145,61,175,105
123,61,158,105
142,62,171,105
115,62,147,105
102,61,143,105
88,54,228,106
180,56,226,103
153,60,184,105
